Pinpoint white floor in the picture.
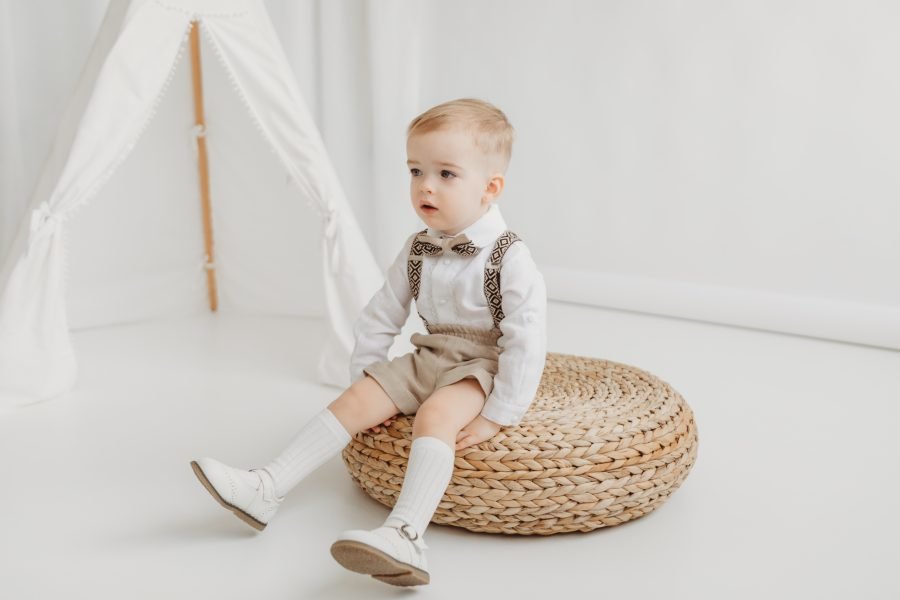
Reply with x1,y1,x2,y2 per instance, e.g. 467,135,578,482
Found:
2,301,898,599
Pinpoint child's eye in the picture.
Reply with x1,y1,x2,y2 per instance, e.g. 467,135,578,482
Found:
410,168,421,176
441,170,456,179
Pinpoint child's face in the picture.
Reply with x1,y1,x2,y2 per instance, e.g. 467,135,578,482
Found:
406,127,504,236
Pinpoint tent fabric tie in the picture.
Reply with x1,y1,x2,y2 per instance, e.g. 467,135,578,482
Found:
31,202,63,234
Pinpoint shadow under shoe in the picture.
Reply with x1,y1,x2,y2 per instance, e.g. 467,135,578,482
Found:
190,457,284,531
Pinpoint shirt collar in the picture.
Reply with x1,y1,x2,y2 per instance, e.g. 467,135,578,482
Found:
427,203,507,248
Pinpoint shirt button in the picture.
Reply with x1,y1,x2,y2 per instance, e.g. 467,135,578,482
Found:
443,258,450,265
439,298,447,304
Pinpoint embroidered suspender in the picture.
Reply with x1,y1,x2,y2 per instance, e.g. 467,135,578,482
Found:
407,229,522,333
483,231,521,328
407,231,429,328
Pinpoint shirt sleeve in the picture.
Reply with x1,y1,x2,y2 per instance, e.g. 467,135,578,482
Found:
348,232,417,385
480,242,548,427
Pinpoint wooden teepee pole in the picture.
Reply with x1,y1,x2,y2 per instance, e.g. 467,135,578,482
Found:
189,20,218,312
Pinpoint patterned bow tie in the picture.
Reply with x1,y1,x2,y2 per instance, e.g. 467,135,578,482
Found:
414,232,482,257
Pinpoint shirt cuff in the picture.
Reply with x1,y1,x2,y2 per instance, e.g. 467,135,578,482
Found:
480,401,523,427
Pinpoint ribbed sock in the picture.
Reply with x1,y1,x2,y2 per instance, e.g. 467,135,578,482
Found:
383,436,455,538
260,407,351,498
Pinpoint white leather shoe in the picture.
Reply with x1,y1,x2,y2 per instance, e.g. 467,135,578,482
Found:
190,457,284,531
330,522,430,586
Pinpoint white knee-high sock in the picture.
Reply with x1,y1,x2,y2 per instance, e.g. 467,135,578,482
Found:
383,436,455,538
260,408,351,498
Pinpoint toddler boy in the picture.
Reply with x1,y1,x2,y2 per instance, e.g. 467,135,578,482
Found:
190,98,547,587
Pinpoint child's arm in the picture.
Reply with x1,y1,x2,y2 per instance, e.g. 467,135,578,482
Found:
480,243,548,427
348,232,417,385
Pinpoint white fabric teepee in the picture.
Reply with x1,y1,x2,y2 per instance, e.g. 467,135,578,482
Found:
0,0,382,407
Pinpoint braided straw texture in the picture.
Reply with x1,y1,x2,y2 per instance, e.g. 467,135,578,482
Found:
340,352,699,535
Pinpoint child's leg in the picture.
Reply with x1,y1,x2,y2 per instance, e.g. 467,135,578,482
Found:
260,375,401,498
382,378,486,537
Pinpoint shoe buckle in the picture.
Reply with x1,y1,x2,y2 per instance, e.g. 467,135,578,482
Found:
398,523,418,540
395,522,428,550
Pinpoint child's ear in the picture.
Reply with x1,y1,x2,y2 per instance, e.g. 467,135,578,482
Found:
483,173,505,202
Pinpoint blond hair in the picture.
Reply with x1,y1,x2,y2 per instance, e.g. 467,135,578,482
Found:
407,98,515,172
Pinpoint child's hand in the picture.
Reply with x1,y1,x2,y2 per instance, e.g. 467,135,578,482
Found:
367,414,398,434
456,414,502,450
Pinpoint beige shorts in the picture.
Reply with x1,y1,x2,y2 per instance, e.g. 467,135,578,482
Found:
362,324,502,416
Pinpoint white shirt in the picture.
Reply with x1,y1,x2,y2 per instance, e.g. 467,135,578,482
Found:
348,203,548,426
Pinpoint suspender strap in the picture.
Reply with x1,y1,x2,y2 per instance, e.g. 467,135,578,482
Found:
407,229,431,330
483,231,521,330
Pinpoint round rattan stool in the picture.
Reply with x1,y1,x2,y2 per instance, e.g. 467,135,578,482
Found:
340,351,699,535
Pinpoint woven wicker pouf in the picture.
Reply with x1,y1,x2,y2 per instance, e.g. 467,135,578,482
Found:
340,351,699,535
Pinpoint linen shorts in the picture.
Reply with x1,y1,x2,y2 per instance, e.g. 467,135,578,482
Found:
362,324,502,416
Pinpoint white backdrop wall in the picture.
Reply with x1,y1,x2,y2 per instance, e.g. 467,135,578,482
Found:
2,0,898,348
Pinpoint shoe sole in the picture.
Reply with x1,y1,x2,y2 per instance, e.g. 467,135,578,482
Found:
330,540,430,586
190,460,267,532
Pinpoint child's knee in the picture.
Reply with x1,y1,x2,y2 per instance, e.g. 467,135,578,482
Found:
336,375,402,425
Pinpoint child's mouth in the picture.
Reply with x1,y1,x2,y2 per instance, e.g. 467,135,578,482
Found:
422,204,438,213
